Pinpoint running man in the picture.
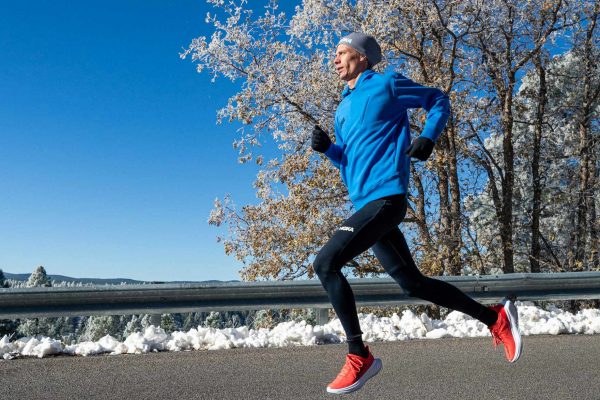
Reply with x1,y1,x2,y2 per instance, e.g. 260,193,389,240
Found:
311,32,522,395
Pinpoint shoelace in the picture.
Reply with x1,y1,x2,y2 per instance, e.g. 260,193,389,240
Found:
336,356,364,379
491,330,502,348
490,316,510,348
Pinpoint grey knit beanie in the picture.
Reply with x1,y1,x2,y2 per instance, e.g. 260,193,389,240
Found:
338,32,382,67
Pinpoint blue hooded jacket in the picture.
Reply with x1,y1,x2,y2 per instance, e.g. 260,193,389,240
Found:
324,69,450,210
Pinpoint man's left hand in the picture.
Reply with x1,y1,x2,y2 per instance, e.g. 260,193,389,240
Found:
406,137,435,161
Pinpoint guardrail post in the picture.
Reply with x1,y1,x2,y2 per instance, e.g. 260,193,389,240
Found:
314,308,329,326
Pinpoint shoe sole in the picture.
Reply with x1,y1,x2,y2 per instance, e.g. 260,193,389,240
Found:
326,358,382,394
503,299,523,363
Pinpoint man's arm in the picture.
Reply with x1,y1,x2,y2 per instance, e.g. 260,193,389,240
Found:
324,143,343,169
391,73,451,143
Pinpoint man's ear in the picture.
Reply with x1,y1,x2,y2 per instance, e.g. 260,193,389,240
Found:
360,54,369,67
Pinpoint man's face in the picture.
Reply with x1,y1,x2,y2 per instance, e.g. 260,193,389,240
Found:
334,44,368,82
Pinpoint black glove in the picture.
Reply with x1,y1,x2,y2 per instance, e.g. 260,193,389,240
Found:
406,137,435,161
311,125,332,153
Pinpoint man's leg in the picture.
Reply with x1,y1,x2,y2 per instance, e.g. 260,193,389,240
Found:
314,195,406,394
313,195,405,351
373,226,523,363
372,227,497,326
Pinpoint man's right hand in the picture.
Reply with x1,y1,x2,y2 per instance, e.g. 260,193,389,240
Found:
311,125,332,153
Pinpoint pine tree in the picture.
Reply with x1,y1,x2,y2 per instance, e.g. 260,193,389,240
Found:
26,266,51,287
139,314,153,329
0,269,17,337
250,310,275,330
80,315,119,342
17,318,42,337
182,312,203,331
160,314,177,333
0,268,7,288
123,315,142,338
203,311,222,329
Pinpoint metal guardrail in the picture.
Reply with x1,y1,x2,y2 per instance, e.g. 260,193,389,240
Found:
1,272,600,320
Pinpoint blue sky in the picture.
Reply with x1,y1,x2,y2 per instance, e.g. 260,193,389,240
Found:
1,1,573,283
0,1,300,281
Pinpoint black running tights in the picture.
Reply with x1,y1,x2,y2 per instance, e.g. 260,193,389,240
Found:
313,194,497,338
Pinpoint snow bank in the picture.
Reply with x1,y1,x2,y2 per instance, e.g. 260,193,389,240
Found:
2,302,600,360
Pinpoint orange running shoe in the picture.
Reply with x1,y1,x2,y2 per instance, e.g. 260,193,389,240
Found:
326,346,382,394
489,298,523,363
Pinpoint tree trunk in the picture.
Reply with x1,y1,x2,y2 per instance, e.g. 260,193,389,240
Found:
530,54,547,273
410,165,434,257
584,1,599,271
447,119,463,275
587,154,598,270
574,124,591,270
590,158,599,270
572,2,598,271
436,134,452,275
500,85,516,274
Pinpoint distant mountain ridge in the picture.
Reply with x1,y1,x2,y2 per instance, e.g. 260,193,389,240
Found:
2,272,236,285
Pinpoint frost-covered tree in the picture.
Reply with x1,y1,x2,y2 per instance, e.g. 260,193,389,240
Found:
79,315,120,342
0,268,17,336
16,317,53,338
182,312,204,331
460,0,574,273
185,0,593,279
123,315,143,338
15,266,55,338
467,46,600,273
203,311,223,329
26,266,51,287
567,1,600,271
0,320,17,338
184,0,470,279
160,314,178,333
249,309,275,329
0,268,7,288
139,314,154,329
37,317,81,343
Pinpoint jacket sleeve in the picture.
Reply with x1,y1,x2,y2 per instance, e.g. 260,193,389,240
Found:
323,118,344,169
391,73,451,143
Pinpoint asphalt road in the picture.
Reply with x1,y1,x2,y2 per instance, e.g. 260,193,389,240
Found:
2,335,600,400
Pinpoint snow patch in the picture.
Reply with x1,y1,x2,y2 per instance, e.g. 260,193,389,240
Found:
1,302,600,359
